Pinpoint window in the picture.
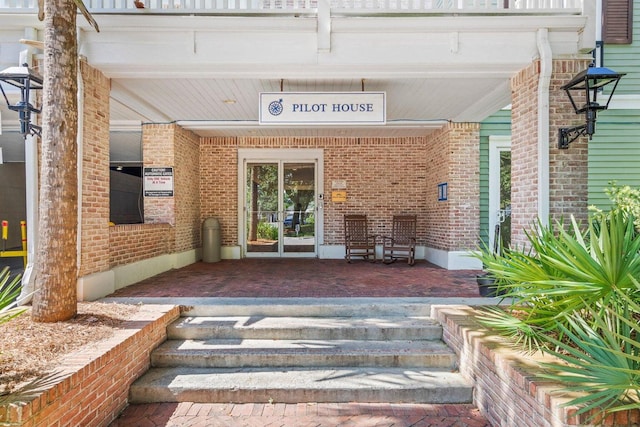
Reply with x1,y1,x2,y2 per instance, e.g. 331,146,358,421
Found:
603,0,633,44
109,130,144,224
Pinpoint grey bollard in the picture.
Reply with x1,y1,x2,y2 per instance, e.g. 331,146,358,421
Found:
202,217,221,263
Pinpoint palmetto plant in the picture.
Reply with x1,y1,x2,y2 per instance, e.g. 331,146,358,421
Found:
539,286,640,417
0,267,25,325
474,208,640,417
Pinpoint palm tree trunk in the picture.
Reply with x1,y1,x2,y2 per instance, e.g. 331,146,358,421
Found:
31,0,78,322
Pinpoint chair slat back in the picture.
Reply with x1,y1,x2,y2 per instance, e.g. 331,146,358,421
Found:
392,215,416,244
344,214,369,242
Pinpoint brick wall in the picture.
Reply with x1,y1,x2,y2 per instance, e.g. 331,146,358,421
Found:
173,126,201,252
200,137,239,247
77,66,191,285
510,59,592,248
142,124,177,226
449,123,481,251
424,123,480,251
323,137,429,243
433,305,640,427
78,60,110,277
199,134,479,252
0,305,180,427
109,223,171,268
549,59,591,226
510,61,540,248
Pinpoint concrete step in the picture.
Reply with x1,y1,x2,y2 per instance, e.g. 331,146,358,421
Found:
151,339,457,369
129,367,473,404
178,298,436,317
168,316,442,341
129,299,473,406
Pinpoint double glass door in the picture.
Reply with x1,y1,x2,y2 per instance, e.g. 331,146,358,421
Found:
245,161,316,257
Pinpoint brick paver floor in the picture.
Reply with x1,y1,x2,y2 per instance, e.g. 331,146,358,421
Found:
108,259,491,426
109,259,483,298
110,402,490,426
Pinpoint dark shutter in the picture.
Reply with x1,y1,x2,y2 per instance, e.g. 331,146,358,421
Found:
603,0,633,44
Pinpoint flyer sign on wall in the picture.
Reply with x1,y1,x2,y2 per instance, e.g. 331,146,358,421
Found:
144,167,174,197
259,92,386,125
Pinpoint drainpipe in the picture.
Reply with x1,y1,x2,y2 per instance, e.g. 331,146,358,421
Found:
18,27,39,304
536,28,551,225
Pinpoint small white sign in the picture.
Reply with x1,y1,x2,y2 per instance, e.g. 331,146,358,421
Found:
144,167,174,197
259,92,386,125
332,179,347,189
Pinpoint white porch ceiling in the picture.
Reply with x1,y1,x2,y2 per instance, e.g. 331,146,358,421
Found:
0,11,593,161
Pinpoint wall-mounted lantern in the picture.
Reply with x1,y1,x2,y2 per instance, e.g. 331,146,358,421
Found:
558,65,625,149
0,64,44,139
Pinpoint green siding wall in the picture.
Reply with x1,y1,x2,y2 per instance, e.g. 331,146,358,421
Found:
479,109,511,246
604,0,640,94
588,0,640,209
588,110,640,208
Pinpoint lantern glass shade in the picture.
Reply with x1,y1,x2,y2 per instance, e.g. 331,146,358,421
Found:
0,65,44,137
0,65,43,90
561,66,626,114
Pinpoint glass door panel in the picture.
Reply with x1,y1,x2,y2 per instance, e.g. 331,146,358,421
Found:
499,151,511,252
246,163,279,254
283,163,315,254
244,161,316,256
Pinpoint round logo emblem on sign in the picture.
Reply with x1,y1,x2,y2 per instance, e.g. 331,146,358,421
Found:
268,99,284,116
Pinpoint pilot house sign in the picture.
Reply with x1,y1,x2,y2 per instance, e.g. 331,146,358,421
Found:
259,92,386,125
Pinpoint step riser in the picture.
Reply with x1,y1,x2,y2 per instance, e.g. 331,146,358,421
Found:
151,353,457,369
182,302,434,318
168,327,442,341
131,387,472,404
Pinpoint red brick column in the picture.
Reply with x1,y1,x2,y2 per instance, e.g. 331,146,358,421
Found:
425,122,480,252
142,123,201,253
510,62,541,248
143,124,176,227
549,59,592,227
173,126,201,252
78,60,110,277
511,59,591,248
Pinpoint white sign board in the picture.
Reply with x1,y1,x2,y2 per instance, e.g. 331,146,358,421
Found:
259,92,386,125
144,167,174,197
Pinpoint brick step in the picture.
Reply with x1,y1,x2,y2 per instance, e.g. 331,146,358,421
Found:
129,367,473,404
151,338,457,368
168,316,442,341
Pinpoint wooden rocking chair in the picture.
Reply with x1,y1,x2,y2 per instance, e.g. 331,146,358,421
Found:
382,215,417,265
344,214,376,262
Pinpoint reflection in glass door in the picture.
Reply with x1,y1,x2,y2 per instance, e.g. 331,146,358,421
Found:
245,161,316,257
498,151,511,251
489,137,511,254
246,163,279,254
283,163,315,254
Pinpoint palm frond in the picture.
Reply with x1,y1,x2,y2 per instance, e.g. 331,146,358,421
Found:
0,267,26,325
475,306,552,353
538,293,640,417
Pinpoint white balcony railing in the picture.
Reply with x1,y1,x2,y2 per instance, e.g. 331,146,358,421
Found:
0,0,584,14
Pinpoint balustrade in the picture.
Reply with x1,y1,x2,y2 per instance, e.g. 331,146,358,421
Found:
0,0,583,14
